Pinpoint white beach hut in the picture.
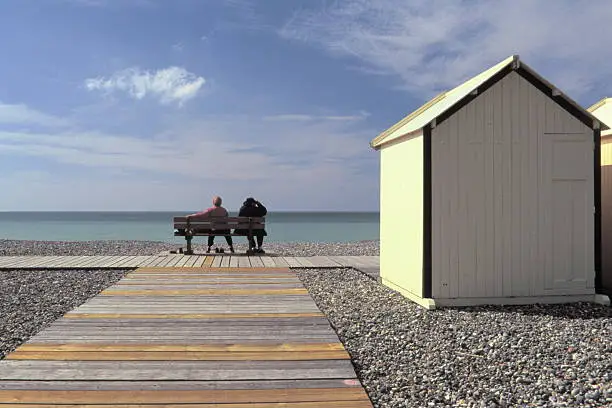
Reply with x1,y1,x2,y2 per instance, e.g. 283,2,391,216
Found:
370,55,609,309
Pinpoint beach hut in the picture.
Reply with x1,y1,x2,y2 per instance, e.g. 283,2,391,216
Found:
370,54,610,309
587,98,612,298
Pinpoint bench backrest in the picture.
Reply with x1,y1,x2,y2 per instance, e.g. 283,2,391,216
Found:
173,216,265,230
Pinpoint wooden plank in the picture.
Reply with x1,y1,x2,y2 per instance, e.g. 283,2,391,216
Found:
184,255,199,268
0,388,369,403
149,256,170,267
0,401,373,408
220,256,230,267
272,257,290,267
135,256,158,267
43,319,332,327
99,289,309,296
191,255,206,267
89,255,118,268
133,267,291,272
63,313,325,319
282,257,303,268
203,256,214,266
56,256,87,268
157,255,181,268
105,255,133,268
136,256,160,268
306,256,333,268
0,378,362,391
237,256,251,268
0,402,371,408
125,256,149,268
92,256,123,268
211,256,223,268
249,256,264,268
294,257,315,268
108,284,305,290
75,256,104,268
15,343,344,352
174,255,191,268
7,350,350,361
259,256,276,267
16,256,59,268
3,256,41,268
0,360,358,381
229,256,239,268
0,256,17,267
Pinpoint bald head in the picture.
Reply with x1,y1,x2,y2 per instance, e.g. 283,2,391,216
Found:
212,196,222,207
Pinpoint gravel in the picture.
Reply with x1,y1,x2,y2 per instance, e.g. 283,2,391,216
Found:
297,268,612,408
0,269,129,360
0,239,379,256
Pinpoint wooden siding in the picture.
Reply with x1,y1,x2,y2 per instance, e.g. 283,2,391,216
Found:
431,71,595,299
379,133,424,297
601,137,612,293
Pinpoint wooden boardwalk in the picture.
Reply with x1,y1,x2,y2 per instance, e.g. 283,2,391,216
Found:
0,266,373,406
0,254,380,274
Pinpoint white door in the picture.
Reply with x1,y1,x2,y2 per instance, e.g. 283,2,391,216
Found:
539,131,595,292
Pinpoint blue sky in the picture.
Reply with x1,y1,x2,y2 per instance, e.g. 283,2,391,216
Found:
1,0,611,211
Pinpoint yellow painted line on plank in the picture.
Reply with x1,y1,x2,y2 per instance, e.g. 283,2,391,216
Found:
6,350,350,361
0,388,372,404
15,343,346,352
0,403,372,408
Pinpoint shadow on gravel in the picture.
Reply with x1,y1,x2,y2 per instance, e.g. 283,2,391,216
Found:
439,302,612,320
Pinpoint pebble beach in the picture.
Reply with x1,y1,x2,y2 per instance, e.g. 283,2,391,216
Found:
0,239,610,407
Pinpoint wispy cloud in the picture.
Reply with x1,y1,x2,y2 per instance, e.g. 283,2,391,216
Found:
280,0,612,100
84,66,206,107
62,0,153,7
0,102,69,127
0,104,377,210
263,112,369,122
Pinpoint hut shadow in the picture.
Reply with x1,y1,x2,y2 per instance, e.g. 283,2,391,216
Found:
440,302,611,320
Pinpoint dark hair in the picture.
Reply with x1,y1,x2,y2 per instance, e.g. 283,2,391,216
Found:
244,197,256,206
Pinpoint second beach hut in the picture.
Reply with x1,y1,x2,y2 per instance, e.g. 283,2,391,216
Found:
587,97,612,298
370,55,609,309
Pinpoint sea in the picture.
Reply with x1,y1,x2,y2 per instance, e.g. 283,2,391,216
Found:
0,212,380,243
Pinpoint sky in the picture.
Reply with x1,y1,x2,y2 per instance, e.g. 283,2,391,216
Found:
1,0,612,211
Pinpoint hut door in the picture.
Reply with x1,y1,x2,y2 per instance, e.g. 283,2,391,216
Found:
539,131,595,292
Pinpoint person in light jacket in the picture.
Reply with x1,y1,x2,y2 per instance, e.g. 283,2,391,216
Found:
234,197,267,253
187,195,234,253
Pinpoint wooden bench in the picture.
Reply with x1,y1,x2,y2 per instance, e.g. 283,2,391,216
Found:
173,216,266,255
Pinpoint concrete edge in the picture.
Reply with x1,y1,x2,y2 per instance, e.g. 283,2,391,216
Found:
594,294,611,306
381,277,437,310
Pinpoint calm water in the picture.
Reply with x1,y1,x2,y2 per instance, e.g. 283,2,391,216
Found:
0,212,380,243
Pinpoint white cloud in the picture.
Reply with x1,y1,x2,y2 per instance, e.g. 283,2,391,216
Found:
280,0,612,100
85,66,206,106
0,102,69,127
0,104,378,211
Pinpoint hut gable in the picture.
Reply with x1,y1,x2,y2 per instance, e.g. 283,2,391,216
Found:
371,55,607,150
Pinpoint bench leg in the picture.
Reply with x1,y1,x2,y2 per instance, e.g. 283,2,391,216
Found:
185,236,193,255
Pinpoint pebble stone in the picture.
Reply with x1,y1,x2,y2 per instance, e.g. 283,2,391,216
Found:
0,239,379,257
0,269,128,359
297,268,612,408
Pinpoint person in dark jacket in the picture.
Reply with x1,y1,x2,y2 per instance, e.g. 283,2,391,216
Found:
234,197,267,253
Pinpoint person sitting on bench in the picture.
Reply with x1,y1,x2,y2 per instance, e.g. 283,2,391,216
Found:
187,195,235,254
234,197,268,253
